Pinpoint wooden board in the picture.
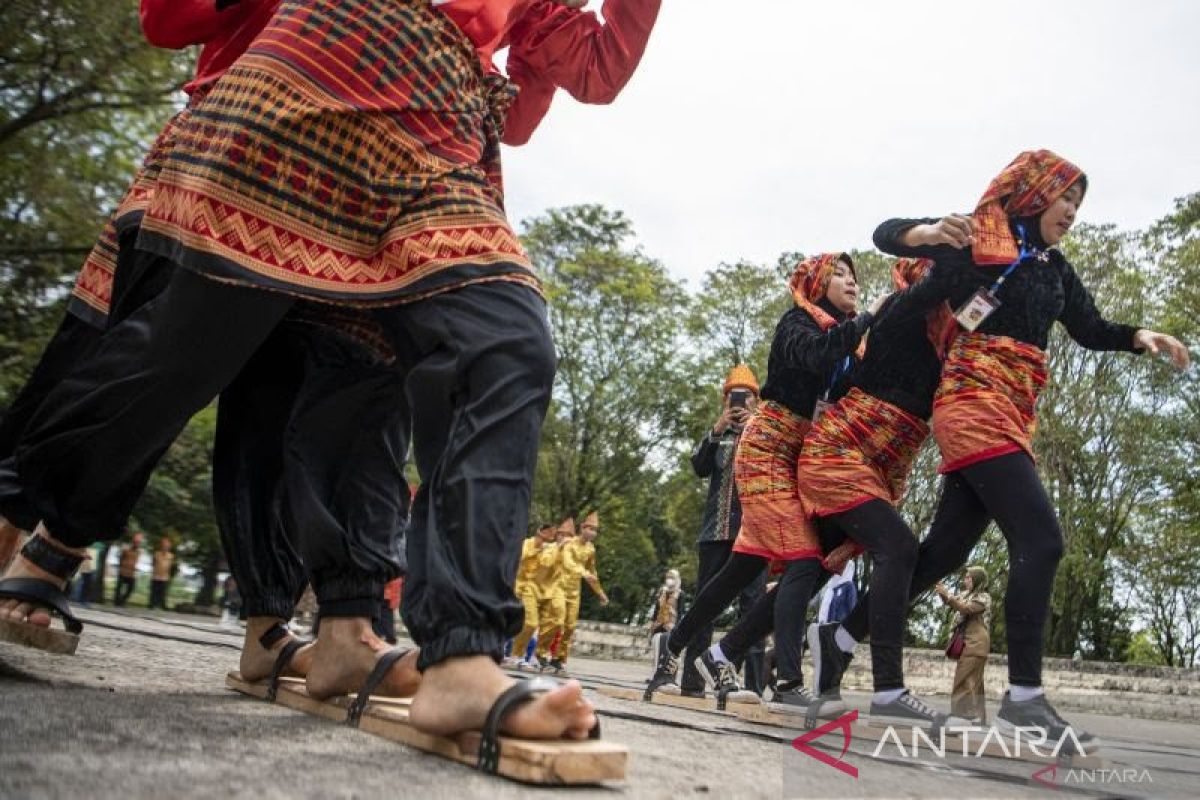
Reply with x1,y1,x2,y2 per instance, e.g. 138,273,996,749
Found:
226,673,626,784
596,685,743,716
594,684,1104,769
0,618,78,655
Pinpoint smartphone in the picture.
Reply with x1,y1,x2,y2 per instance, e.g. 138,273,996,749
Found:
728,389,751,409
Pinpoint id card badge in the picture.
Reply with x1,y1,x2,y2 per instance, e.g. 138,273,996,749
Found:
812,399,832,424
954,289,1001,332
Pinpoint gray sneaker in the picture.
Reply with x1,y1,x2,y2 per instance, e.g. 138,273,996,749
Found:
769,682,846,718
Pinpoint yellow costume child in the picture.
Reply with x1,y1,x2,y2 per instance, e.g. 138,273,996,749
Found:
552,512,609,670
510,522,566,666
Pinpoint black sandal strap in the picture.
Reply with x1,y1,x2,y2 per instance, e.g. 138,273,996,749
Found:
0,577,83,634
478,677,559,774
345,648,410,728
258,622,291,651
265,638,308,702
20,536,83,580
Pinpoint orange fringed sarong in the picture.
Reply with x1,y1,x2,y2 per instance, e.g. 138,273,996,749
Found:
797,388,930,517
932,332,1048,474
731,401,821,563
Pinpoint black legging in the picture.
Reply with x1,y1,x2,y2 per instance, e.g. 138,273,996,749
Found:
815,500,919,691
842,452,1063,687
667,553,824,684
718,558,829,683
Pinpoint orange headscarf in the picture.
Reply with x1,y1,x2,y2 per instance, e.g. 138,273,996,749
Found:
890,257,955,358
972,149,1085,266
788,253,854,330
788,252,865,359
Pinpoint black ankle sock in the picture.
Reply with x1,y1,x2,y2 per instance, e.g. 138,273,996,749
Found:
777,679,802,692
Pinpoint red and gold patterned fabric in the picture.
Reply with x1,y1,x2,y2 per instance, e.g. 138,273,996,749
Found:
70,0,281,326
972,149,1085,266
797,387,930,517
731,401,821,563
139,0,536,308
69,107,196,327
932,332,1049,473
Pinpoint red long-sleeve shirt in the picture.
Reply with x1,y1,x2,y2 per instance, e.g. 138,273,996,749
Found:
438,0,662,145
140,0,279,96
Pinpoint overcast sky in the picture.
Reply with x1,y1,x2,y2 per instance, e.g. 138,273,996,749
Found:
501,0,1200,288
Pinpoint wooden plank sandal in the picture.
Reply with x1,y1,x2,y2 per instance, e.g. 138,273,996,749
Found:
0,535,85,655
270,659,627,784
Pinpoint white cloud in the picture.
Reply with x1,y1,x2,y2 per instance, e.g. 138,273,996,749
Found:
502,0,1200,285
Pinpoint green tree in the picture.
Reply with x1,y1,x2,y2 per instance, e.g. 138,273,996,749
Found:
522,205,695,622
0,0,187,403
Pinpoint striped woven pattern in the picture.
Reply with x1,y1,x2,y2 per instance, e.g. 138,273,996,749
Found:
139,0,534,306
731,401,821,563
972,149,1083,266
797,387,930,517
69,108,194,326
932,332,1048,473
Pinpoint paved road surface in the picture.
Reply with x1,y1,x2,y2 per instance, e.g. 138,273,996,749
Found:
2,608,1196,799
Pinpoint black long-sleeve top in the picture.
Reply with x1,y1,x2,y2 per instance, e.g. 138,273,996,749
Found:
846,261,969,420
759,299,873,420
872,217,1141,353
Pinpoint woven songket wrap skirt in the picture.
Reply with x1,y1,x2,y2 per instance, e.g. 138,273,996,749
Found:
932,332,1049,473
731,401,821,563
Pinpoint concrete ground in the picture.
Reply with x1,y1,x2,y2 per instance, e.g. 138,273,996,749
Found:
1,608,1196,800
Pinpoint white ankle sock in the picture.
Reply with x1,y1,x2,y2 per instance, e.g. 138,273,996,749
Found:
874,688,906,705
1009,685,1044,702
708,643,728,663
834,626,858,654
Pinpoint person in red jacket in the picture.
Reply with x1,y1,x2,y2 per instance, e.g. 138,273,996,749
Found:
0,0,661,754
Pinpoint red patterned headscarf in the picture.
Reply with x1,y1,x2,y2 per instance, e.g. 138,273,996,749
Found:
788,252,865,359
972,149,1086,266
788,253,854,331
891,257,956,359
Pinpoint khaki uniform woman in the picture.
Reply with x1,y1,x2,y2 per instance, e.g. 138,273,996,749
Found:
937,566,992,723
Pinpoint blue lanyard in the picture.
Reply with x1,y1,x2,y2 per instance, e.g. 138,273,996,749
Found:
989,223,1043,295
824,355,852,399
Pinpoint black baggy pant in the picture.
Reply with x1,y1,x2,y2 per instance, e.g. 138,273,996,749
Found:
0,266,407,613
372,281,556,671
840,452,1063,687
680,539,767,692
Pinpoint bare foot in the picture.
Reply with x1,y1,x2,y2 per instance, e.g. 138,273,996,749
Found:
304,616,421,700
0,524,84,627
408,655,595,740
239,616,315,682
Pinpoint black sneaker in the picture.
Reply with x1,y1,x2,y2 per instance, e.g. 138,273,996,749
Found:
869,690,968,729
996,692,1098,752
542,658,566,675
808,622,852,698
693,650,760,705
644,632,680,698
769,681,846,718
